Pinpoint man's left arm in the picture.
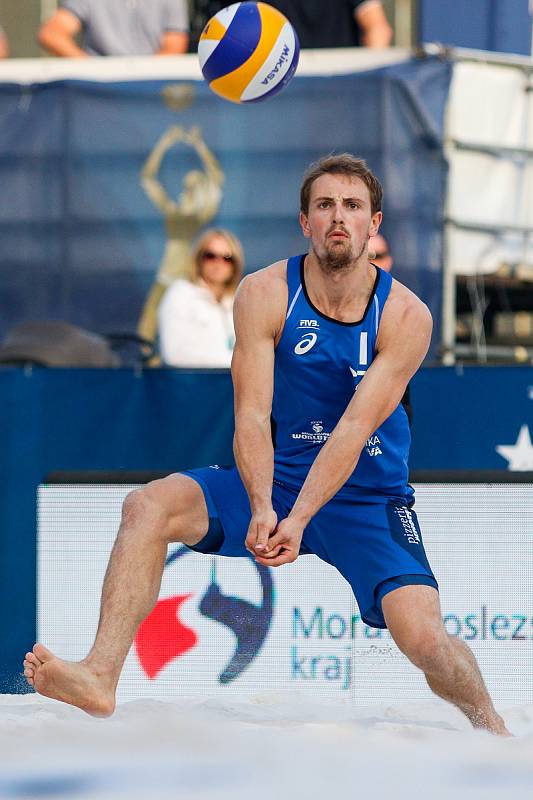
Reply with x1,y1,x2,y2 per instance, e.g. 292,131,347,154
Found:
156,0,188,54
256,290,431,566
354,0,393,47
157,31,188,54
0,27,9,59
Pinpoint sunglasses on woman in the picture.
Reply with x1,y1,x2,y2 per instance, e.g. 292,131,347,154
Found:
202,250,234,263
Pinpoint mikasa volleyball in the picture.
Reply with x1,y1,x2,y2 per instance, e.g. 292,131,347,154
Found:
198,2,300,104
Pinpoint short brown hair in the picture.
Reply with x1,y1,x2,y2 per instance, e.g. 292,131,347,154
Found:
300,153,383,216
192,228,244,294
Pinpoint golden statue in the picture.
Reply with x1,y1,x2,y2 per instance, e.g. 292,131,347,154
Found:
138,114,224,343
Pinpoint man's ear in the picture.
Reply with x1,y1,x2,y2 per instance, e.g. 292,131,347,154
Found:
369,210,383,238
300,211,311,238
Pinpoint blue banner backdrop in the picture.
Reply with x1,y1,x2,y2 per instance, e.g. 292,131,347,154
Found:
410,365,533,470
0,365,531,689
419,0,532,56
0,57,451,357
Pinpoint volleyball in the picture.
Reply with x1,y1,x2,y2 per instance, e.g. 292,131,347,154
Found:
198,2,300,104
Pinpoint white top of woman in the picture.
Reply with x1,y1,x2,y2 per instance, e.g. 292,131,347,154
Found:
158,228,244,368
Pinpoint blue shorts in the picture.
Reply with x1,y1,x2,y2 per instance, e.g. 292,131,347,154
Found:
183,466,438,629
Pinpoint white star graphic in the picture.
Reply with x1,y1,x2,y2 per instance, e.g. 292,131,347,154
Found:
496,425,533,471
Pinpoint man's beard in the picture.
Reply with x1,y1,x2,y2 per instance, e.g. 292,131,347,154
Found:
314,238,366,274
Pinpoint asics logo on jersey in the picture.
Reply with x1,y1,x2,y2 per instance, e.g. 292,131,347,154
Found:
295,333,317,355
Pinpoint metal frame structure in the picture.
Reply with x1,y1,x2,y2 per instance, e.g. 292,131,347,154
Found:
438,45,533,364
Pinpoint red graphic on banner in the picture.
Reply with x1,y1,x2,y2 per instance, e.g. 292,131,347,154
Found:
134,594,197,679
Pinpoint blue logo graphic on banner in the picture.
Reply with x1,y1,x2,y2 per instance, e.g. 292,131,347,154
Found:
134,545,274,684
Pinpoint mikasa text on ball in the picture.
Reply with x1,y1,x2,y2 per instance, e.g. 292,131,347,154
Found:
198,2,300,104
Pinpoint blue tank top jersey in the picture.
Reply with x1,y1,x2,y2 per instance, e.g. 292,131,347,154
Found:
272,254,413,504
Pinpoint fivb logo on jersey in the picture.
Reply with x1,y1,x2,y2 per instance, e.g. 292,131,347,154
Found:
294,319,319,355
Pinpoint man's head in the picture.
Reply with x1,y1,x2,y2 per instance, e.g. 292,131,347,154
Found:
300,154,382,217
299,154,383,272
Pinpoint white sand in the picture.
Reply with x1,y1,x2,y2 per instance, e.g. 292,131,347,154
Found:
0,693,532,799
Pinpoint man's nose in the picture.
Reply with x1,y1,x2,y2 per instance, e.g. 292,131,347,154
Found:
332,203,346,223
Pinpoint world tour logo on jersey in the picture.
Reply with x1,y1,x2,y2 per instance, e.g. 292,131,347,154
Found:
292,420,331,444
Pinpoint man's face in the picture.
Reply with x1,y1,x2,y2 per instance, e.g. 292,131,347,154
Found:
300,173,382,271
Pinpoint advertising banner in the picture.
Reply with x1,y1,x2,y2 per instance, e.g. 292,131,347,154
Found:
38,481,533,704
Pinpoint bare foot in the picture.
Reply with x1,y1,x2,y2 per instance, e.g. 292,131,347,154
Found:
488,723,513,738
23,644,116,717
470,710,512,737
493,721,513,738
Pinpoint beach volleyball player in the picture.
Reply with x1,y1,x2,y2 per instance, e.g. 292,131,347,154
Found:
24,154,509,735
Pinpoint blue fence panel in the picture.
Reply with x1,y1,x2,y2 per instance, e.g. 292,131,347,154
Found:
410,366,533,469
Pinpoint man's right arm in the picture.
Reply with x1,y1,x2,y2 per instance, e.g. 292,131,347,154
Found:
38,9,87,58
231,266,286,555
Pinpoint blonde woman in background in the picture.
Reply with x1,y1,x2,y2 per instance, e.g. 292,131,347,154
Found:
158,228,244,368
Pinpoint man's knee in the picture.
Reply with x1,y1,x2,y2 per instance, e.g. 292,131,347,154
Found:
121,485,168,529
392,622,449,673
382,585,449,673
121,475,208,544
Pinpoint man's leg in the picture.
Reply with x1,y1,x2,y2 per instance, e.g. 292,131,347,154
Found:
23,474,209,717
381,585,510,736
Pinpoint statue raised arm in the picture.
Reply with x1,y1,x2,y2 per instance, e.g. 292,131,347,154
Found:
138,125,225,344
